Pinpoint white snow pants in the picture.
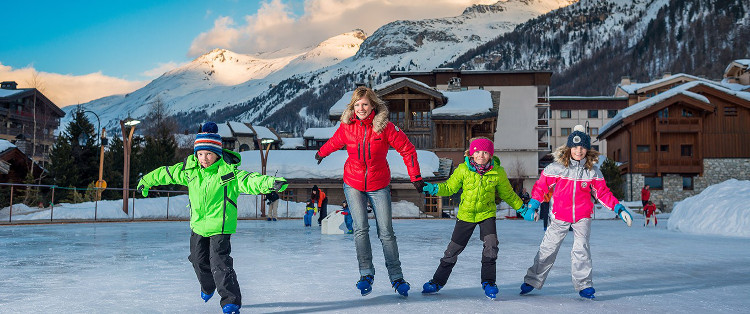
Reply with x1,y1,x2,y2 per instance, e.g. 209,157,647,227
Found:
524,217,593,292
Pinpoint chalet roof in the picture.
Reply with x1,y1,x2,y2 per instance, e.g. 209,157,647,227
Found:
303,123,339,140
600,81,750,138
616,73,714,95
0,139,16,155
329,78,445,117
432,90,494,119
216,123,234,138
249,125,278,141
0,88,65,117
280,137,304,149
228,121,254,136
724,59,750,76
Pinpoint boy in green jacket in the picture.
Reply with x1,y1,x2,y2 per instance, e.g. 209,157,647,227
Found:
137,122,287,314
420,137,534,300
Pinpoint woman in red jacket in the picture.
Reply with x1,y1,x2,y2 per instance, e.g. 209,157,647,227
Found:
316,86,425,297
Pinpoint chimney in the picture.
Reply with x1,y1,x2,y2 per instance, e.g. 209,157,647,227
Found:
1,81,18,90
662,72,672,79
620,76,631,86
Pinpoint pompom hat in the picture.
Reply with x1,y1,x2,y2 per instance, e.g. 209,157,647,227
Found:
194,122,223,157
469,138,494,156
567,125,591,150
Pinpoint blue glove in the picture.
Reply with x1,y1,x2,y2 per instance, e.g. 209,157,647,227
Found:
614,204,633,227
517,199,539,222
422,182,439,195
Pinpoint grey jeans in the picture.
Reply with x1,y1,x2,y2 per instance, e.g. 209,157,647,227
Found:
343,183,403,281
524,217,593,291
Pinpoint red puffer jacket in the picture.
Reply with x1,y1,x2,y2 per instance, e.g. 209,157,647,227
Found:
318,112,422,192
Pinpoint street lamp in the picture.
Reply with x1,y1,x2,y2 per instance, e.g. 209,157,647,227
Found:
78,110,108,200
121,117,141,214
257,137,274,217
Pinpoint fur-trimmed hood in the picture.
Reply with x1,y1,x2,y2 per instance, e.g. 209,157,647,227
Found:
340,102,389,133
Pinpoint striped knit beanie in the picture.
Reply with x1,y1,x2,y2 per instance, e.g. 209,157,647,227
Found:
194,122,223,157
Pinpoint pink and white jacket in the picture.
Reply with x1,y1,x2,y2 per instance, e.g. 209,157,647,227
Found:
532,157,620,223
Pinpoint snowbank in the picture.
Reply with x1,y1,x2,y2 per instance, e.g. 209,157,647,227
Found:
668,179,750,238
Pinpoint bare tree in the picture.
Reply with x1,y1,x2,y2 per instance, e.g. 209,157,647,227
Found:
25,70,46,176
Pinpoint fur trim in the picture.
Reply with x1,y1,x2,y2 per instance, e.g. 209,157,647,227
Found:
341,101,390,133
553,145,599,170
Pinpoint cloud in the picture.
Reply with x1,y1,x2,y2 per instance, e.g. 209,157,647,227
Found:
141,61,185,77
188,0,498,57
0,63,148,108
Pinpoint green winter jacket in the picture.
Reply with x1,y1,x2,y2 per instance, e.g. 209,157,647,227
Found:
139,149,283,237
436,156,523,223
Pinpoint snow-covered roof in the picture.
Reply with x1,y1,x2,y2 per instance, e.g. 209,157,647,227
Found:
720,79,750,92
238,150,440,179
303,123,339,140
372,77,432,91
0,89,25,98
228,121,254,135
328,91,354,117
329,78,441,117
601,81,713,136
432,90,493,117
0,139,16,154
280,137,304,149
251,125,277,141
216,123,234,138
724,59,750,74
616,73,713,95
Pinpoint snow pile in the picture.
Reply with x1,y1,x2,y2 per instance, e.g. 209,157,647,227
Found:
668,179,750,238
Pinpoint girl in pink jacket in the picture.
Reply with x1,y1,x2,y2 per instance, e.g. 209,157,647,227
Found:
519,125,632,299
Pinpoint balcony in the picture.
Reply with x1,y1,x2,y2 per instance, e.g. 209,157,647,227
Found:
657,158,702,174
655,117,701,133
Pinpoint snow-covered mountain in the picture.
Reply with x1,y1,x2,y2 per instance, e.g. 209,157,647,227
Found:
65,0,578,134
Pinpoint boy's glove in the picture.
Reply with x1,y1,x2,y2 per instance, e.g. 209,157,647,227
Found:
412,180,426,193
136,179,149,197
614,204,633,227
422,182,439,195
271,178,288,192
517,200,538,222
314,152,324,165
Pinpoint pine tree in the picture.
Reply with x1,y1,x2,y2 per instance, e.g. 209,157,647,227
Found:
601,158,625,200
47,106,99,201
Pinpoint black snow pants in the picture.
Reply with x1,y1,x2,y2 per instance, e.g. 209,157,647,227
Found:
317,197,328,225
431,217,499,286
189,232,241,307
539,202,550,230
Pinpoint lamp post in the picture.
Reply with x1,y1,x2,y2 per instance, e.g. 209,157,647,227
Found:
121,118,141,214
78,110,107,200
257,137,274,217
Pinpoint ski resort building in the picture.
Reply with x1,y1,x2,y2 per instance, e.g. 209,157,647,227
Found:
547,96,628,158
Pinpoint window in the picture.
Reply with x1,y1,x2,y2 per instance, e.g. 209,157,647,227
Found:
591,145,600,151
660,145,669,152
681,145,693,157
588,110,598,118
644,176,663,189
560,110,571,119
607,110,618,118
682,176,694,190
561,128,571,136
657,108,669,118
682,109,693,117
589,127,599,136
637,145,650,152
724,105,738,116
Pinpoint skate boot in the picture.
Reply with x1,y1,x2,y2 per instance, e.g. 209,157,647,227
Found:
520,283,534,295
200,290,214,302
356,275,374,296
222,303,240,314
421,280,443,294
482,281,499,300
579,287,595,299
391,278,410,297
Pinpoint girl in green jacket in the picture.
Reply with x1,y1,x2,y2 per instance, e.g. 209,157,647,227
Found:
420,137,534,300
137,122,287,314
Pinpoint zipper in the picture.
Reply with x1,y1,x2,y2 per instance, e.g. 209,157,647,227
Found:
222,186,227,234
362,124,368,191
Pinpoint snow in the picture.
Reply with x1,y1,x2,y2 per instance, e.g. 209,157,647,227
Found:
174,134,196,148
251,125,277,141
228,121,254,135
328,91,354,117
724,59,750,74
372,77,433,91
216,123,233,138
433,90,493,116
0,88,24,98
280,137,304,149
616,73,711,95
237,149,440,180
668,179,750,238
303,123,339,140
0,139,16,154
1,214,749,312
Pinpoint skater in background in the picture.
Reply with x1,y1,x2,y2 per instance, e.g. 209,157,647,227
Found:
315,86,425,297
311,185,328,226
420,137,531,300
539,189,553,231
265,191,280,221
644,201,658,227
303,199,316,227
137,122,288,314
641,184,651,207
339,200,353,234
519,125,633,300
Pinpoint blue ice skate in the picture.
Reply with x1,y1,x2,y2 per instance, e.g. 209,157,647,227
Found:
356,275,374,296
392,278,410,297
579,287,596,299
482,281,499,300
222,303,240,314
520,283,534,295
200,290,214,302
421,280,443,294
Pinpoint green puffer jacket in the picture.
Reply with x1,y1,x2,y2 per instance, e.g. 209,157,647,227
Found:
436,156,523,223
139,149,284,237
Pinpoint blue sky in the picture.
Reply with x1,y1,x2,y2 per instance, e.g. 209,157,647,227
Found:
1,0,304,80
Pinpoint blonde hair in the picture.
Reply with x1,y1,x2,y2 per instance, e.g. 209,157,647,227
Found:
553,144,600,170
340,86,390,133
347,86,385,110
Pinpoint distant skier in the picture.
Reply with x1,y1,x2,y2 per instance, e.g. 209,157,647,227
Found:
519,125,633,300
137,122,288,314
420,137,529,300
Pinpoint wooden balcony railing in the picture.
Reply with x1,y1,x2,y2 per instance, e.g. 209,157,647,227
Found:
655,117,700,133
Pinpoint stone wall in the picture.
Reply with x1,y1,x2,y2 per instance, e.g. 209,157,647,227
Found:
625,158,750,211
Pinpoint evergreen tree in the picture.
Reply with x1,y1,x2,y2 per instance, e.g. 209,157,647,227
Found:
47,106,99,201
601,158,625,200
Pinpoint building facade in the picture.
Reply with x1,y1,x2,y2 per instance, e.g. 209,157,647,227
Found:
548,96,628,156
